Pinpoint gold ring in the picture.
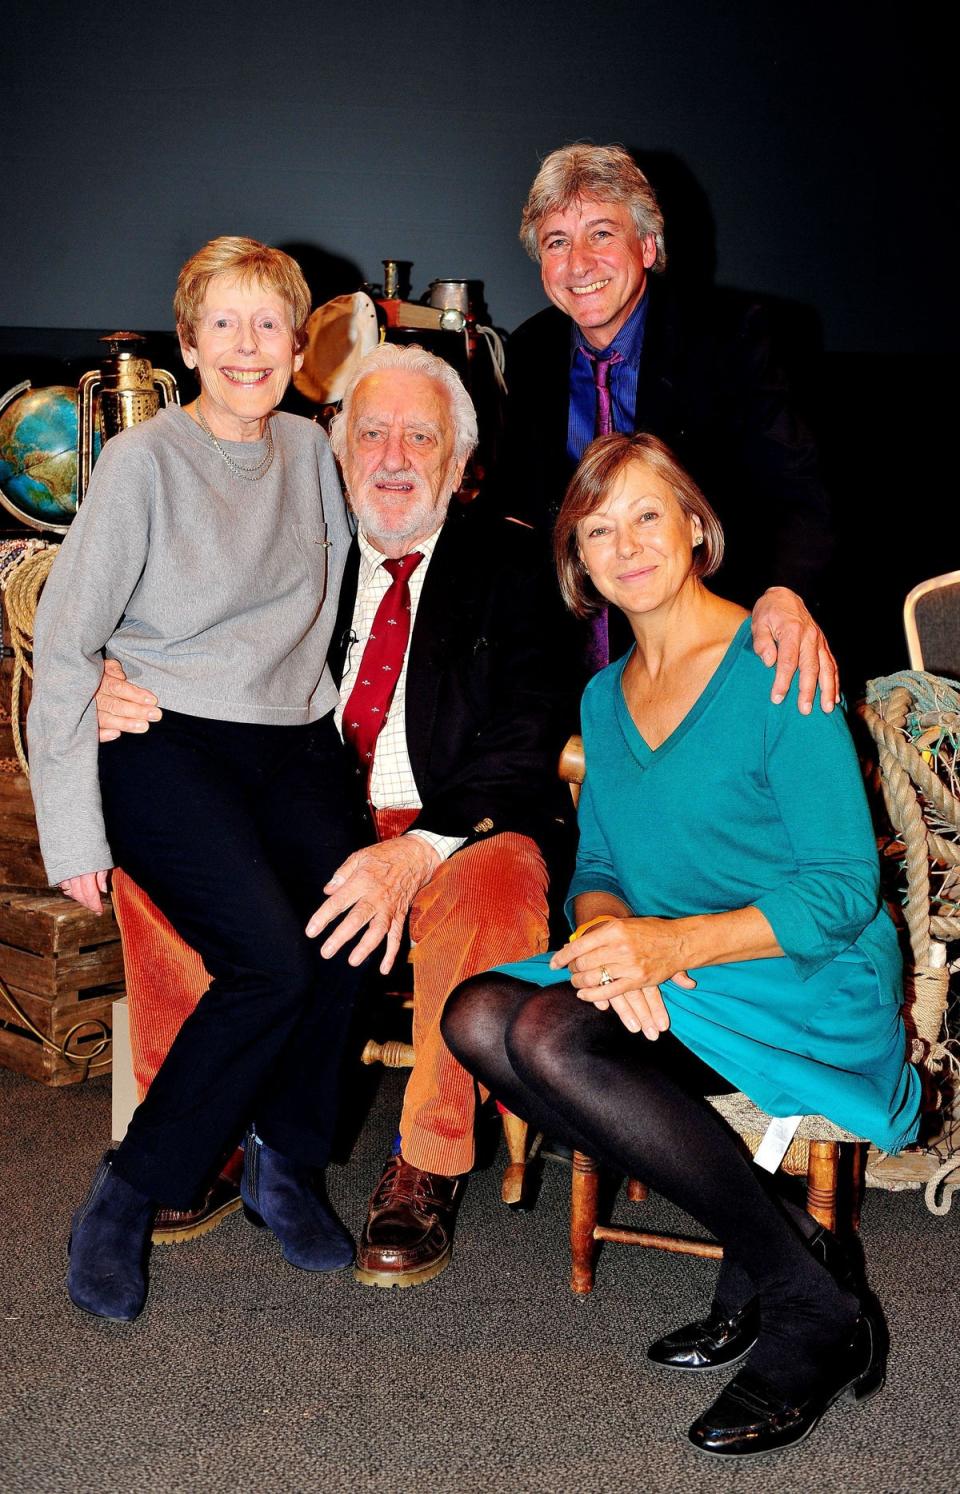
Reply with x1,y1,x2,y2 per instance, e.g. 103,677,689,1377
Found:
598,966,613,987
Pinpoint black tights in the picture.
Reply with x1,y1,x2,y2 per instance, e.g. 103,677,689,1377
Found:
442,975,858,1395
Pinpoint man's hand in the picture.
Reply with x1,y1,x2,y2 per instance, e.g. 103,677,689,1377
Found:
60,869,110,915
751,587,838,715
305,835,441,974
96,659,162,742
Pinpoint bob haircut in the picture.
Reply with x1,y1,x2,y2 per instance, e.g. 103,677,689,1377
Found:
328,342,479,467
173,236,313,352
520,143,667,272
554,432,725,618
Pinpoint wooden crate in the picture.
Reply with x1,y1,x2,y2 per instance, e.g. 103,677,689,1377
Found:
0,767,47,891
0,891,123,1085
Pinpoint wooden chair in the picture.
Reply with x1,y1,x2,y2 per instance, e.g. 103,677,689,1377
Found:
558,716,955,1294
903,571,960,678
570,1105,866,1294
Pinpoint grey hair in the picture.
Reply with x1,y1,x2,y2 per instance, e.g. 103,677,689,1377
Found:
520,143,667,271
328,343,478,465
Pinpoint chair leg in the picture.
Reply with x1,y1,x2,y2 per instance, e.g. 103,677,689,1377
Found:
359,1039,415,1068
500,1110,530,1207
571,1151,601,1294
848,1141,867,1232
626,1178,648,1203
805,1140,840,1233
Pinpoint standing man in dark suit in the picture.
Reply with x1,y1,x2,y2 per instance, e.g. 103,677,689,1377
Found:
493,143,837,708
96,344,577,1288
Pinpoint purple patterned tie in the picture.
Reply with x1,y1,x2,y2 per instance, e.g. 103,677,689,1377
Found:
583,348,622,437
581,349,622,668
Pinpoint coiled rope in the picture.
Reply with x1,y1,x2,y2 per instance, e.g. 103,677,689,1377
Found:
1,544,57,775
859,672,960,1213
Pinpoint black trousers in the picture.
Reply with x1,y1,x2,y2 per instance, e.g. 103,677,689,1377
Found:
99,710,369,1209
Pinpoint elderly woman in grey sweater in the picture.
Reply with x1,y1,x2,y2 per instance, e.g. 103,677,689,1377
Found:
29,237,367,1321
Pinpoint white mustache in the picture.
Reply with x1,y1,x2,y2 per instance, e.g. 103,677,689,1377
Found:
368,469,424,487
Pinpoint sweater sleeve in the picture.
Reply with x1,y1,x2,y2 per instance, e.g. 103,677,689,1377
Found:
752,684,882,981
28,436,153,885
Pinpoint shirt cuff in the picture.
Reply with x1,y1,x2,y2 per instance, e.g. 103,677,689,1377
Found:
408,829,466,863
752,888,833,983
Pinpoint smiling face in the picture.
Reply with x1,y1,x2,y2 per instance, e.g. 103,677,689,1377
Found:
340,369,465,556
538,196,657,350
178,273,303,441
577,458,701,618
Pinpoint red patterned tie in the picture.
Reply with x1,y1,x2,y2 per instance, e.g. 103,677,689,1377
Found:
342,552,424,787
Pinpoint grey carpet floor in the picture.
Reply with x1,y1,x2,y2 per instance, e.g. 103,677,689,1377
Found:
2,1063,958,1494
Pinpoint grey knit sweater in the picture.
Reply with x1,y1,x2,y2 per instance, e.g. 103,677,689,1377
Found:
29,405,352,885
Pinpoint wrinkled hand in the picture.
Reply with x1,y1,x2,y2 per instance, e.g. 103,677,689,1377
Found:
751,586,838,714
60,869,110,915
549,916,697,1039
96,659,162,742
305,835,441,973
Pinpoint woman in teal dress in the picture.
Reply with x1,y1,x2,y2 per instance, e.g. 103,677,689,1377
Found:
442,432,920,1460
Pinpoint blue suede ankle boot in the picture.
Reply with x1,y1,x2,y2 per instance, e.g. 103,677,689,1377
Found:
241,1129,354,1272
67,1154,156,1321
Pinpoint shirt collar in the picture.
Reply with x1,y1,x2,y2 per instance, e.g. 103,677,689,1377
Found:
357,520,443,586
570,289,648,371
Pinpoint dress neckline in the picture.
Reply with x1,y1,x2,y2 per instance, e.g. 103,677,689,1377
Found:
613,616,751,768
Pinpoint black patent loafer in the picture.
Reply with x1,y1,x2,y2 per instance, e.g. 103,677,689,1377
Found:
649,1218,857,1375
688,1312,885,1458
648,1299,760,1373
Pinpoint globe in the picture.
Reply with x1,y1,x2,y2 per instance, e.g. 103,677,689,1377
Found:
0,384,100,533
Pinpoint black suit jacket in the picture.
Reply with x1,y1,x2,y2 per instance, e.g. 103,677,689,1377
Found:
329,502,580,857
489,279,834,609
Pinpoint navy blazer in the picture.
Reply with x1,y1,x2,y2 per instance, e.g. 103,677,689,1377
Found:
329,501,580,855
489,278,834,609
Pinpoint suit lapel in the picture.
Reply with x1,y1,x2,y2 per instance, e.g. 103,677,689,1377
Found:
404,511,470,789
633,279,678,436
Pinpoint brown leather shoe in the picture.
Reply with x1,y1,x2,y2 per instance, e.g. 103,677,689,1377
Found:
354,1154,465,1288
151,1174,242,1245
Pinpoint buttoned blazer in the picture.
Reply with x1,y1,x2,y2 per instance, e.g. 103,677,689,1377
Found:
329,501,580,851
489,278,834,608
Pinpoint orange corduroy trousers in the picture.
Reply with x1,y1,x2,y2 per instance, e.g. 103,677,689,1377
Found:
111,822,549,1175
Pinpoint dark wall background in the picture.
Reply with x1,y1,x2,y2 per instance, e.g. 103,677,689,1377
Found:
2,0,944,349
2,0,951,683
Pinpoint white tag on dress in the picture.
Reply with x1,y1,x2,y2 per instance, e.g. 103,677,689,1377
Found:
753,1115,803,1173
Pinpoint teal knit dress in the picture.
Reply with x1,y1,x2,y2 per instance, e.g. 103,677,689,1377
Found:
495,620,921,1154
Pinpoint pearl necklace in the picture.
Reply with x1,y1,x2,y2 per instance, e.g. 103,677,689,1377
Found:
195,401,275,481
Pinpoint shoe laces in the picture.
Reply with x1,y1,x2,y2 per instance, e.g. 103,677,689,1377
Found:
373,1158,445,1212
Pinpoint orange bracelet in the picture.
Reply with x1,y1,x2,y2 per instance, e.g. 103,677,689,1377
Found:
568,914,616,943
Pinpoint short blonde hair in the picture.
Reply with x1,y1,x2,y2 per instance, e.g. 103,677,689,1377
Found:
554,432,725,617
173,236,312,352
520,144,667,270
328,343,478,466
